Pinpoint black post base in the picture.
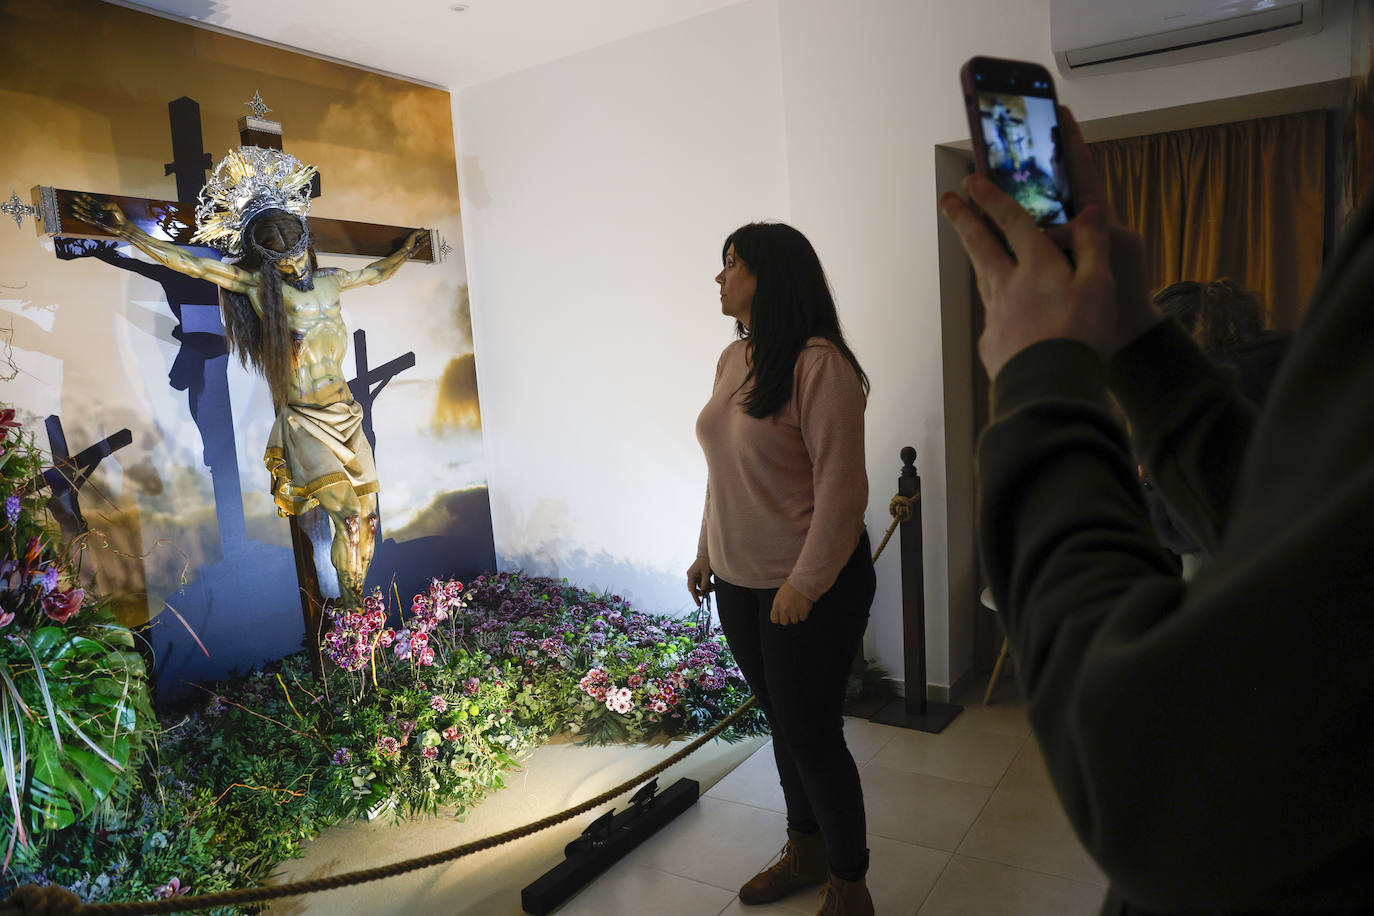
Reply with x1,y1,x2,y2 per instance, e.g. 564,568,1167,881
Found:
521,777,700,915
870,697,963,734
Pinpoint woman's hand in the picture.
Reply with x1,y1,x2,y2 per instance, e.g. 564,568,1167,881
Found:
770,581,814,626
687,556,713,606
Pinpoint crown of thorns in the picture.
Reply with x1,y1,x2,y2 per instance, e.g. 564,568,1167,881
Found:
192,147,317,261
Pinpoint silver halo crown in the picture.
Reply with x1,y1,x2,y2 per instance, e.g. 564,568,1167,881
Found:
192,146,317,262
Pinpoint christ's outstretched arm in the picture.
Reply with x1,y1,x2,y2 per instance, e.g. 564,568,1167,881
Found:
336,229,429,290
72,194,255,294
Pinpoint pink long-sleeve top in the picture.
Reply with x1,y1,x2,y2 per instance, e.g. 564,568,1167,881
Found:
695,337,868,602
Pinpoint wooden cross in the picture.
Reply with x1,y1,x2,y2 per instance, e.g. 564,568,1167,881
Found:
28,98,443,264
21,93,437,677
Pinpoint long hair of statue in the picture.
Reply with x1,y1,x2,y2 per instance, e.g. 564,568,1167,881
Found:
220,278,292,409
219,209,310,409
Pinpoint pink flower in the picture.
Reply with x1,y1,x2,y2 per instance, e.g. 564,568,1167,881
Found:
650,698,669,714
410,630,429,650
378,628,396,647
627,674,643,688
423,746,438,760
463,677,480,694
154,877,190,898
418,646,435,666
377,736,400,756
430,695,448,713
442,725,461,741
0,608,12,629
41,587,84,624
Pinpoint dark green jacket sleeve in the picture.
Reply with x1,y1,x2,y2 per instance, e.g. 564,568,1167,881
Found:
976,190,1374,913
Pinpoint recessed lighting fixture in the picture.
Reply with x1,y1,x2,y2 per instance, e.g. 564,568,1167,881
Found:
449,3,468,10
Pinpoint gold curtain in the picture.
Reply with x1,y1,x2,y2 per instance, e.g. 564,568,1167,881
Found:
1342,3,1374,221
1088,111,1327,330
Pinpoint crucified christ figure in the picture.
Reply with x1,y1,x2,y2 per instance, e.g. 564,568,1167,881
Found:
73,192,428,609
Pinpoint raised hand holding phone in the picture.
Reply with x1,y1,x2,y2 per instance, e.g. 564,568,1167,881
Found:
941,175,1115,377
942,79,1162,377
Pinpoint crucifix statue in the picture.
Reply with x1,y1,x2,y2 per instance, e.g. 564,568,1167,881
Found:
15,95,442,639
70,149,427,611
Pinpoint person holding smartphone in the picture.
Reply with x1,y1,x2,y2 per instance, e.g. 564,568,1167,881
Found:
688,222,875,916
941,93,1374,913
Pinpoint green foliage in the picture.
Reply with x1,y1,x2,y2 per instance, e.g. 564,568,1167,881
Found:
0,407,155,857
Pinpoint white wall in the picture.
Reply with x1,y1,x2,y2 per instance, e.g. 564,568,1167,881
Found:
458,0,789,612
458,0,1354,688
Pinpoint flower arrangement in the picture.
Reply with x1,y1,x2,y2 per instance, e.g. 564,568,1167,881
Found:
0,406,155,861
4,572,767,910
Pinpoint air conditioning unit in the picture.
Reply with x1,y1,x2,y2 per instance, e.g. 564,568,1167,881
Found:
1051,0,1324,78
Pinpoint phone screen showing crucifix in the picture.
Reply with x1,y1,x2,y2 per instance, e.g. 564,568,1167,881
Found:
961,56,1074,228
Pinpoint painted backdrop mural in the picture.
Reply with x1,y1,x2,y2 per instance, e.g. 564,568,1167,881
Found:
0,0,494,698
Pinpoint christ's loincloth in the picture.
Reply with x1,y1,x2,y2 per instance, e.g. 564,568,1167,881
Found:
263,401,379,517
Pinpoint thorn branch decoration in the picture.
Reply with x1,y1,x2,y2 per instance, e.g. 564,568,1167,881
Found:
192,147,317,261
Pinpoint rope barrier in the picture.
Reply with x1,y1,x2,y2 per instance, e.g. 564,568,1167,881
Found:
870,493,917,564
0,697,758,916
8,486,920,915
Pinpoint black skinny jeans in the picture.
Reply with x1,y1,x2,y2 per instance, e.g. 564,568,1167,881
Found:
713,531,876,881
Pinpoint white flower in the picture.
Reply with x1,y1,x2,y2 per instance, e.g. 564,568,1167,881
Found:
604,686,634,714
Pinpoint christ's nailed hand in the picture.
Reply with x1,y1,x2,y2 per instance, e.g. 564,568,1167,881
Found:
72,193,128,236
406,229,430,256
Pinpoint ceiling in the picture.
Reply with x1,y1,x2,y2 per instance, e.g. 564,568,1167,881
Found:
109,0,749,90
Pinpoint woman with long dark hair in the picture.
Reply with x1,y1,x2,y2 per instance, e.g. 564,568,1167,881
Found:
688,222,875,916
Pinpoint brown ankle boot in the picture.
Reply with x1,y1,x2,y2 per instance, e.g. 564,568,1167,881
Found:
816,872,874,916
738,828,828,905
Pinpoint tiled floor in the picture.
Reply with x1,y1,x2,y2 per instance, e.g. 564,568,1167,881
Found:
553,682,1108,915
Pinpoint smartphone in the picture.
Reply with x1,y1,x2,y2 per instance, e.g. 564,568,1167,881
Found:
960,56,1074,227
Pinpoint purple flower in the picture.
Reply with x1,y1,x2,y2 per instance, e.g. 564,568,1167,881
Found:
38,566,58,595
331,747,353,765
154,877,190,898
430,695,448,713
463,677,480,695
4,494,18,525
